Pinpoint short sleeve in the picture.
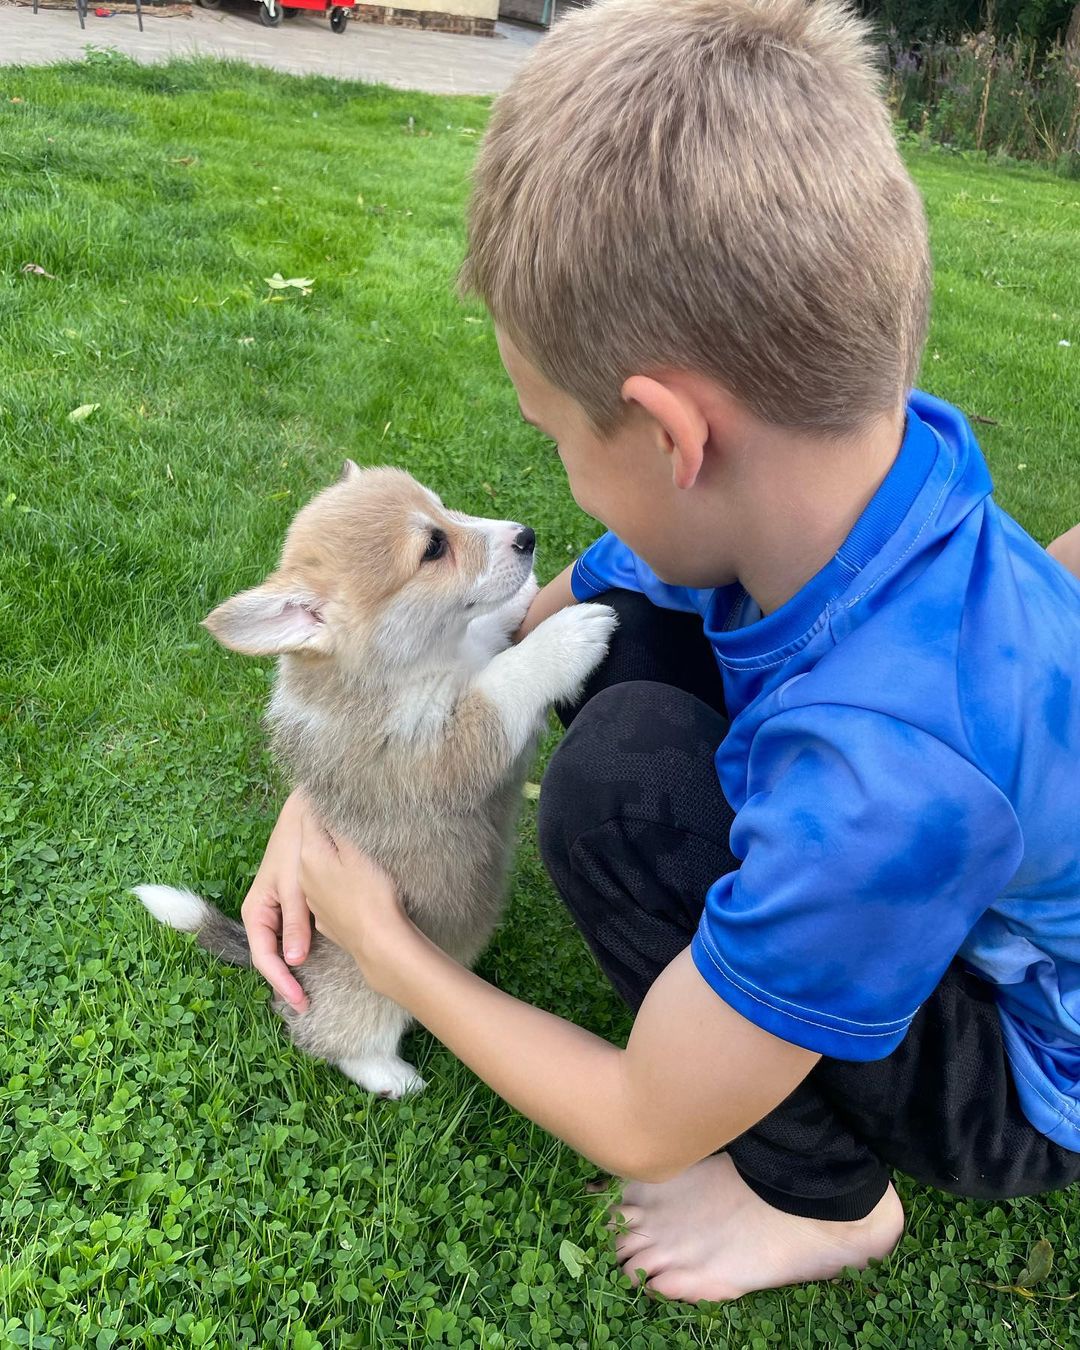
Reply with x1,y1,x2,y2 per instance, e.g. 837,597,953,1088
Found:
691,704,1024,1060
571,533,712,615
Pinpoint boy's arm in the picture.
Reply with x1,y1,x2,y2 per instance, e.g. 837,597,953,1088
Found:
380,939,817,1183
1048,522,1080,580
298,817,818,1182
298,706,1023,1177
515,562,577,639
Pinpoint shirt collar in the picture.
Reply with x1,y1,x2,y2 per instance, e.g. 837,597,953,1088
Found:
704,402,940,666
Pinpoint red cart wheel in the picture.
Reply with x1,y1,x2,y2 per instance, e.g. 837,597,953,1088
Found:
330,5,347,31
259,0,283,23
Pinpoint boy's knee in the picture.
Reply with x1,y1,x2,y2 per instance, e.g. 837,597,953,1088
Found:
539,679,699,874
545,680,680,869
539,682,651,875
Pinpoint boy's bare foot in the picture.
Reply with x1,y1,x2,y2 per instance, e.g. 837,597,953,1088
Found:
610,1153,904,1303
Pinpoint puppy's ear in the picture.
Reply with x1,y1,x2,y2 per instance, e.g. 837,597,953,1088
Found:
203,583,330,656
339,458,361,483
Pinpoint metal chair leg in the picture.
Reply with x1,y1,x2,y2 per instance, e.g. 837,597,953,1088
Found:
135,0,143,31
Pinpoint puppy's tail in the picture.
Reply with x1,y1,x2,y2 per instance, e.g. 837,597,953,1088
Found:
133,885,252,967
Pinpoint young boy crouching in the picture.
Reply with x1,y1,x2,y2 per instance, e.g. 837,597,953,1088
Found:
250,0,1080,1301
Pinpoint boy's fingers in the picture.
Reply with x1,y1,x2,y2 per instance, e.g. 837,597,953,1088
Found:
280,885,313,967
247,911,309,1011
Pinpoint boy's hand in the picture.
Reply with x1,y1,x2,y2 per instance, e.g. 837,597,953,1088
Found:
297,808,415,994
241,790,312,1012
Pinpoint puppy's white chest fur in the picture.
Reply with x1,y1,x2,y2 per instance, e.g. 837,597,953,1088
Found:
381,609,527,744
383,669,465,743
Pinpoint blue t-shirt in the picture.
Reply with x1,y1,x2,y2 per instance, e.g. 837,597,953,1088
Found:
570,390,1080,1151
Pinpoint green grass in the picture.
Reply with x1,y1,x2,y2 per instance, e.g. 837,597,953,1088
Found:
1,52,1079,1350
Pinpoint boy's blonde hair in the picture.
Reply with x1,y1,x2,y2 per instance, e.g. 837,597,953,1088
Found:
461,0,930,436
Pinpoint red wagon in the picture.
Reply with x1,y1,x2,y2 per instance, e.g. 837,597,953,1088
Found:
198,0,354,33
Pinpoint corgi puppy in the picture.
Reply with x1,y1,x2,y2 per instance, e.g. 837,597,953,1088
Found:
135,464,616,1097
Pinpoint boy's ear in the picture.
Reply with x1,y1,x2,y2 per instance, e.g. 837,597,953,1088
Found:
203,582,331,656
621,375,708,491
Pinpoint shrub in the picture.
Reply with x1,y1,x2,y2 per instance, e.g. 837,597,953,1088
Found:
884,31,1080,173
858,0,1075,50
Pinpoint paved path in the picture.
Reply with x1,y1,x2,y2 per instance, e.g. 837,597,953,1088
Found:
0,3,540,93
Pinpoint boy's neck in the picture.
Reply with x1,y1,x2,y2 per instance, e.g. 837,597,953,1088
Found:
708,406,907,617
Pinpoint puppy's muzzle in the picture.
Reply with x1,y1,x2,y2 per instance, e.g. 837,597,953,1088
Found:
513,527,536,556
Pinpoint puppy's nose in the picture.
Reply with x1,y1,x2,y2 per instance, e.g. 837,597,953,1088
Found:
512,526,536,555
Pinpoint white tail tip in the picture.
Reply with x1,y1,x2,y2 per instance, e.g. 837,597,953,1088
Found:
132,885,209,932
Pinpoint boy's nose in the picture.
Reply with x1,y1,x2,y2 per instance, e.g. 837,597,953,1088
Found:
513,526,536,555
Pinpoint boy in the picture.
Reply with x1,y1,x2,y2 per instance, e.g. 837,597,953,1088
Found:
242,0,1080,1302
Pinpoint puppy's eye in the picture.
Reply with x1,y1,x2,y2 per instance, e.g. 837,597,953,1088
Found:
422,529,448,563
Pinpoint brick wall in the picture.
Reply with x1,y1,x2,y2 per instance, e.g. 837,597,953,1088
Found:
498,0,589,25
353,3,496,33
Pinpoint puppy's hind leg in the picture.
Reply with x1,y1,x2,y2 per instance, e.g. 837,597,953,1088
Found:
328,992,426,1098
338,1052,426,1100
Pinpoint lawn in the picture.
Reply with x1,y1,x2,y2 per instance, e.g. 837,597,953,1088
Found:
1,52,1079,1350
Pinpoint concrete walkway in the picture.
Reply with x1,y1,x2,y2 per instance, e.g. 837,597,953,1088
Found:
0,3,540,93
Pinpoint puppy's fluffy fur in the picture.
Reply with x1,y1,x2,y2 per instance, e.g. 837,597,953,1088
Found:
135,464,616,1097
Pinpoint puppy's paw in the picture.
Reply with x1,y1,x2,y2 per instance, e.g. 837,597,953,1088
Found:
528,602,617,701
337,1053,426,1099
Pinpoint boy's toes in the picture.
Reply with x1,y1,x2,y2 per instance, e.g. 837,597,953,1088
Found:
614,1229,657,1271
619,1179,658,1208
617,1237,670,1286
606,1201,645,1234
623,1254,670,1290
642,1267,717,1304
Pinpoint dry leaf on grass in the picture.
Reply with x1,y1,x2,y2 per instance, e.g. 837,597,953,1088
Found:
264,273,315,296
